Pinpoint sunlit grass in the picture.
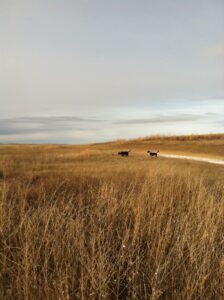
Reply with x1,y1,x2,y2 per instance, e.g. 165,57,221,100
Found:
0,135,223,299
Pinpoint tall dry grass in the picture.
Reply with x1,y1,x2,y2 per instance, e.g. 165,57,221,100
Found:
107,134,224,159
129,133,224,142
0,146,224,299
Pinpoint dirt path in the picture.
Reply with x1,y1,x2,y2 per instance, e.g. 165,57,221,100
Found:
159,153,224,166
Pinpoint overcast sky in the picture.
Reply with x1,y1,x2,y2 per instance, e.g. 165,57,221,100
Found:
0,0,223,143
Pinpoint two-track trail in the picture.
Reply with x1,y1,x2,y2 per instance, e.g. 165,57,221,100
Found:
159,153,224,166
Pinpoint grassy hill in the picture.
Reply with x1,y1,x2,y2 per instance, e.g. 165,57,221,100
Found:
91,133,224,159
0,134,223,299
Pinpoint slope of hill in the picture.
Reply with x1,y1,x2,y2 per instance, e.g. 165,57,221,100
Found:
0,134,223,299
93,133,224,159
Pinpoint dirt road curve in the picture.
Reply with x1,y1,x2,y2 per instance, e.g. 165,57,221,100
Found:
159,154,224,166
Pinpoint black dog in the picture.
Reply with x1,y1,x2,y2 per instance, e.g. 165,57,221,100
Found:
118,150,130,157
147,150,159,157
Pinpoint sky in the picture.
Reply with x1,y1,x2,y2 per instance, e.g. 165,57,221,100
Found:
0,0,224,143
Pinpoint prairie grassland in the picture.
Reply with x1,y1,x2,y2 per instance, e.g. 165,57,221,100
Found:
97,133,224,159
0,142,224,299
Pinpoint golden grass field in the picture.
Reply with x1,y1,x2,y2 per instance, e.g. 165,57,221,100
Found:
0,134,224,299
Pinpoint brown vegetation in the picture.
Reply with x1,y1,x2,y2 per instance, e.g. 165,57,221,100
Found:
0,138,224,299
100,133,224,159
130,133,224,142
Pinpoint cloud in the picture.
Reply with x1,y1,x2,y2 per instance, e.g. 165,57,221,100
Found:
114,113,209,125
0,116,103,136
0,112,223,144
203,44,224,58
213,120,224,126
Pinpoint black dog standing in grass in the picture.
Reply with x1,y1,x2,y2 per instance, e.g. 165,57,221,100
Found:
118,150,131,157
147,150,159,157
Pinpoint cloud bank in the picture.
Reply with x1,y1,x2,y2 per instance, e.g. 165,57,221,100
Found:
0,0,223,142
0,111,223,144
